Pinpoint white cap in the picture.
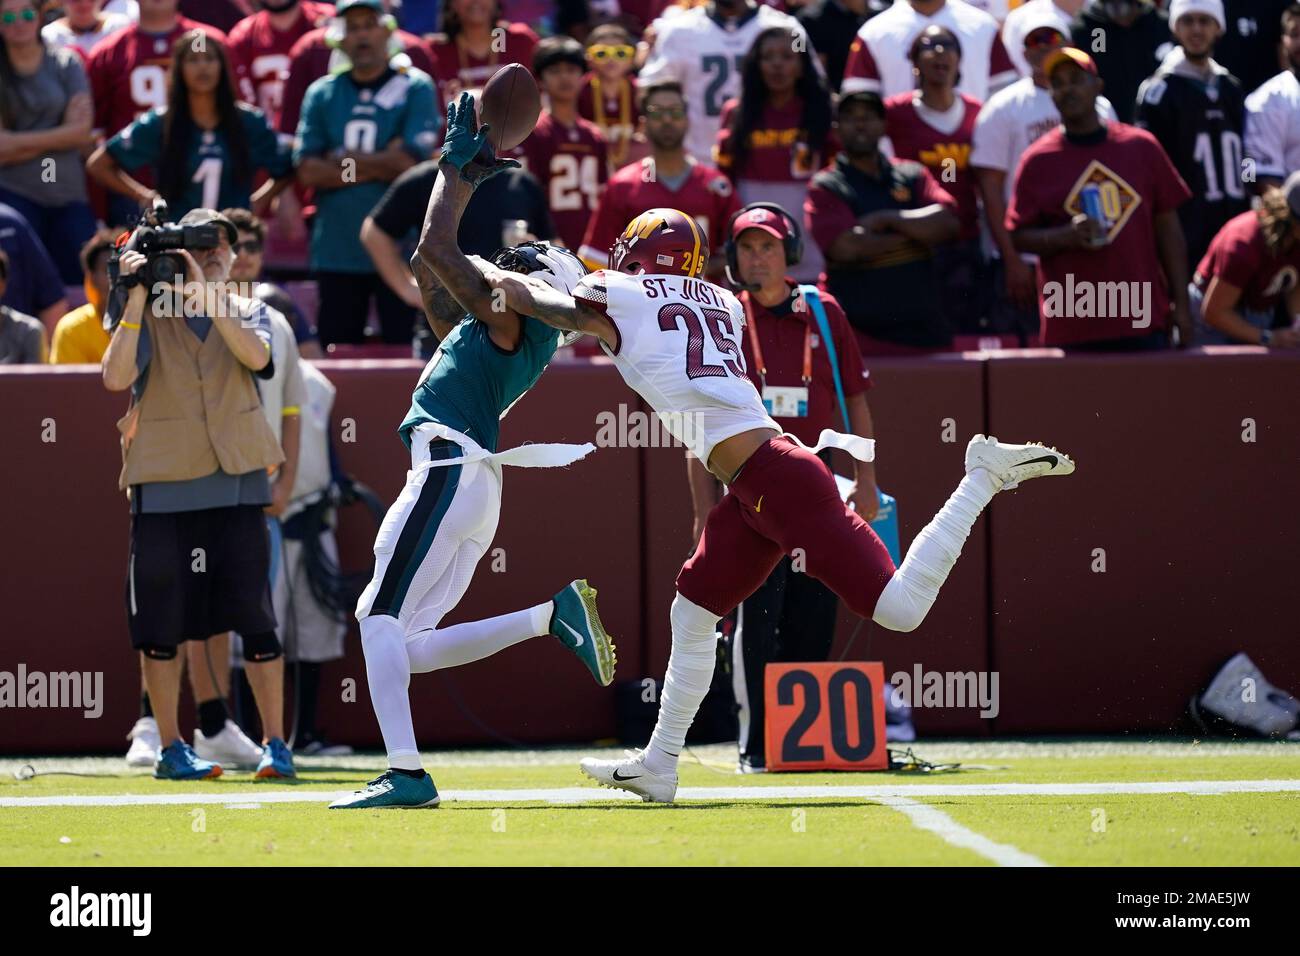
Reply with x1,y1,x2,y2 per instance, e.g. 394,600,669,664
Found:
1019,3,1072,45
1168,0,1226,33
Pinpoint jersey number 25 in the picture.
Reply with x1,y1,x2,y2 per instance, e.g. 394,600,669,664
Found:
657,303,745,380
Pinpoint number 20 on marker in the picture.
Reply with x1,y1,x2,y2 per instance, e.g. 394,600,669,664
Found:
764,662,888,771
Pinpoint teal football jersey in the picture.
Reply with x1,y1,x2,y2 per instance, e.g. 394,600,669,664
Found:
399,315,561,453
294,66,439,273
107,103,291,216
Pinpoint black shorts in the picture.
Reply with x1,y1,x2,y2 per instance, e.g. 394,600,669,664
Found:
126,505,277,651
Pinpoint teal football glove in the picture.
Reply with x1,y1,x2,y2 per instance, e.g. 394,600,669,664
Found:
439,91,521,186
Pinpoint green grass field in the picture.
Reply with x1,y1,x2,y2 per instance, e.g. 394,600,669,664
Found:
4,740,1299,866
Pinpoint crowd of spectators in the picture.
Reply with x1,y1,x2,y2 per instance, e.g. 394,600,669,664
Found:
0,0,1297,367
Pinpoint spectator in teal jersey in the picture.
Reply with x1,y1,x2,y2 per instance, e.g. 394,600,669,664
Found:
87,30,294,224
294,0,440,347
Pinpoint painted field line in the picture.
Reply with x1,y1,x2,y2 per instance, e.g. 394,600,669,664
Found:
2,778,1299,808
873,796,1048,866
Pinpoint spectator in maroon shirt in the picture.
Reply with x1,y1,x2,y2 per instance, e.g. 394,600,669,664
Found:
804,89,961,353
1191,171,1300,346
715,24,834,282
690,201,877,773
1008,47,1192,350
426,0,539,103
886,25,984,333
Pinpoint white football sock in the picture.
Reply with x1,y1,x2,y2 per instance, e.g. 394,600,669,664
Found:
405,603,551,673
643,593,720,776
873,467,1001,633
359,614,422,771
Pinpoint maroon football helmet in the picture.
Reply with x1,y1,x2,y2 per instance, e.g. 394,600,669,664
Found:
608,208,709,278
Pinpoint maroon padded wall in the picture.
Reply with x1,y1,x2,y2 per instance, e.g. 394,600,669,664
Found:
1,350,1297,751
985,349,1300,733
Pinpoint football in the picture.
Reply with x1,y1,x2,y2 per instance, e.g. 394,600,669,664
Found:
477,63,541,153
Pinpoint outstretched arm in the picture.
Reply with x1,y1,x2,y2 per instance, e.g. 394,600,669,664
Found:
414,92,523,349
476,264,617,348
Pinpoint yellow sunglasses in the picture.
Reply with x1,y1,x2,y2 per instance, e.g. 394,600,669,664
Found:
588,44,634,61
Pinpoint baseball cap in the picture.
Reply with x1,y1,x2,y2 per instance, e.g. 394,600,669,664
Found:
732,205,791,242
1168,0,1226,31
335,0,385,15
1043,47,1100,78
177,208,238,244
836,89,886,118
1284,170,1300,218
1019,5,1071,45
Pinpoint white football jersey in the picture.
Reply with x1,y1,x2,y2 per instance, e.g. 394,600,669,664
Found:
841,0,1017,101
639,3,818,163
575,269,779,464
1244,70,1300,182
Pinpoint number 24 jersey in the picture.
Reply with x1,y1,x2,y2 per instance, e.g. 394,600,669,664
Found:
575,269,779,464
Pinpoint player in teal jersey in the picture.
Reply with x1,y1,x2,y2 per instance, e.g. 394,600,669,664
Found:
89,31,294,221
332,92,617,810
294,0,440,344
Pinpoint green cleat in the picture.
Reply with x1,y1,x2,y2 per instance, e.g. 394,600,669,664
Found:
550,579,617,686
329,770,440,809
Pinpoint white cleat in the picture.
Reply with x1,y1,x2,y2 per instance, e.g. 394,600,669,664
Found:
580,750,678,804
125,717,160,768
965,435,1075,490
193,719,264,769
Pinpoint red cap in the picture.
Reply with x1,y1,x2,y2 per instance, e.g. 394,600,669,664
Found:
1043,47,1099,78
731,205,790,242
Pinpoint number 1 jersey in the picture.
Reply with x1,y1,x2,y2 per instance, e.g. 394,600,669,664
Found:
574,269,779,464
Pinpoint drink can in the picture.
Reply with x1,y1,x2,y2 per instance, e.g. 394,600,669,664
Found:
1080,183,1108,228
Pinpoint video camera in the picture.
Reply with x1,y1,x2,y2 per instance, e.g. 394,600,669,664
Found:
109,197,224,290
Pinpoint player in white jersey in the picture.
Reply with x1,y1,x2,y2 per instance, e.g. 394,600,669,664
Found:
480,207,1077,803
638,0,820,162
841,0,1018,101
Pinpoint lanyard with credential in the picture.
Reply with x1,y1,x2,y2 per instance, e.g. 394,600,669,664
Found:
743,291,812,391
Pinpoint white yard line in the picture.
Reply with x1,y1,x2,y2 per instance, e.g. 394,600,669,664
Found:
873,796,1049,867
2,778,1298,808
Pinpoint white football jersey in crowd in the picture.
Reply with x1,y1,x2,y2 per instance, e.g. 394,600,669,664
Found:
1244,70,1300,181
575,269,779,464
41,10,134,56
841,0,1018,101
1000,0,1075,76
965,0,1009,22
639,3,818,162
970,76,1117,203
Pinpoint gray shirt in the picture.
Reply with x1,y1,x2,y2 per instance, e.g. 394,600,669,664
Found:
0,46,89,206
0,305,45,363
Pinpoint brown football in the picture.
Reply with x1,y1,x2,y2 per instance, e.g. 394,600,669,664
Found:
476,63,541,153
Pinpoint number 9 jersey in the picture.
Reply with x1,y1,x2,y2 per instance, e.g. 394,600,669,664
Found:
574,269,779,465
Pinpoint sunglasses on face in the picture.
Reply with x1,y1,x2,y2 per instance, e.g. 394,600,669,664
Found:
644,106,686,120
588,44,634,61
233,240,263,255
1,9,37,25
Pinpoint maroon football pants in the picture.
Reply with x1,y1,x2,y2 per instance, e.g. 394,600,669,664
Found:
676,436,896,618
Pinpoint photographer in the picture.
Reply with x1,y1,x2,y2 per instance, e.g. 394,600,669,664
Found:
102,206,293,781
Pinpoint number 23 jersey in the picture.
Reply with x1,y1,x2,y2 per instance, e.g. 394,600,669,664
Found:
575,269,779,464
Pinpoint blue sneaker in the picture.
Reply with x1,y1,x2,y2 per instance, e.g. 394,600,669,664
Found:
329,770,440,809
255,737,296,779
154,740,222,780
550,579,617,686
